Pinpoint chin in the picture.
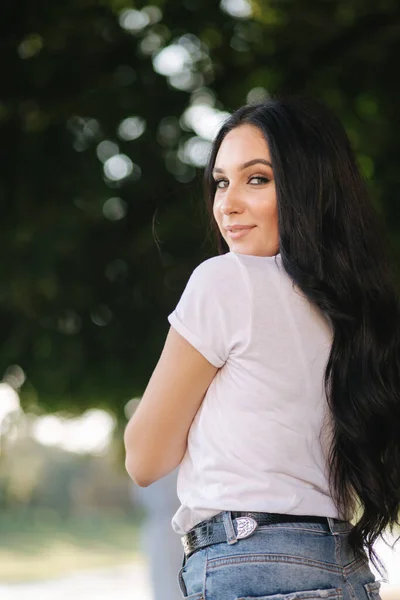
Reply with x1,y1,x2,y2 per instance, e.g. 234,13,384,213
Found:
233,243,277,257
231,244,258,255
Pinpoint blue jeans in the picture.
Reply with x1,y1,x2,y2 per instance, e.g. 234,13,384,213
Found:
177,511,381,600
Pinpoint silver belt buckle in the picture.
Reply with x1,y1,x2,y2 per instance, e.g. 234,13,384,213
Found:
181,536,191,554
234,516,258,539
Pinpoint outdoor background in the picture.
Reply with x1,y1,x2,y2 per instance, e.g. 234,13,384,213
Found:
0,0,399,597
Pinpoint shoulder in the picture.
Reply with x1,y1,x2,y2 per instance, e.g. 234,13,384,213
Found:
191,252,282,285
191,253,239,278
188,253,243,292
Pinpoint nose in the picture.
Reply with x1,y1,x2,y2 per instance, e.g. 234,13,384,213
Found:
219,187,243,215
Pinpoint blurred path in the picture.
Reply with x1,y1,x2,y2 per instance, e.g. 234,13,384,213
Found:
373,535,400,599
0,562,152,600
373,534,400,585
0,536,398,600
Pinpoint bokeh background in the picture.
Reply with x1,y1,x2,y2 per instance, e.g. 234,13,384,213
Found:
1,0,399,597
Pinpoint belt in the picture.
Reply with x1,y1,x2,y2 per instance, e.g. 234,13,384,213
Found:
181,511,328,559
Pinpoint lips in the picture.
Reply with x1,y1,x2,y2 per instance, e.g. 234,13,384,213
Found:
224,225,256,240
224,225,255,232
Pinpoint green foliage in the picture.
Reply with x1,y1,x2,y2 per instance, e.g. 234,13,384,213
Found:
1,0,399,414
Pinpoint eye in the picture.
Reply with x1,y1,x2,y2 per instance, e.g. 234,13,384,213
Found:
214,178,228,189
213,175,270,189
249,176,269,185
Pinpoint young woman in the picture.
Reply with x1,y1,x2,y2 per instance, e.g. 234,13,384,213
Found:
124,97,400,600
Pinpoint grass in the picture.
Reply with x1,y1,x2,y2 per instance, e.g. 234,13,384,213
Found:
0,510,145,583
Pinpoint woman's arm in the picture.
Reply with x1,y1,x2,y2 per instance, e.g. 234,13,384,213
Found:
124,326,218,487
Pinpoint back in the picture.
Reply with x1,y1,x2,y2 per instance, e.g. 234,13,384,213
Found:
168,252,338,535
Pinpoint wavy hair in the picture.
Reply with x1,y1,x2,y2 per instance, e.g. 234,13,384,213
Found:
203,97,400,567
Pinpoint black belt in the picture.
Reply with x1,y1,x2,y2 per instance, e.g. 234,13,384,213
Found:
181,511,328,559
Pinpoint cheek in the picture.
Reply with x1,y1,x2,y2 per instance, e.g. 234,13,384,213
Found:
257,193,278,226
212,198,221,223
256,204,277,227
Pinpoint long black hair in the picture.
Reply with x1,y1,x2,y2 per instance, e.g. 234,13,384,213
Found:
203,96,400,566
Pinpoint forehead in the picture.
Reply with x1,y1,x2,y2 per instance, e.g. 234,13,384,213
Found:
215,124,270,166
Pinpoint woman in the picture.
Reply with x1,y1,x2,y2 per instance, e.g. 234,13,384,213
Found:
124,97,400,600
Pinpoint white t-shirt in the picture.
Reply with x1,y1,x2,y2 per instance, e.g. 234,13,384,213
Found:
167,251,339,535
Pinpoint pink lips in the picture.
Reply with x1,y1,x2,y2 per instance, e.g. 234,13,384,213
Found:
225,225,256,240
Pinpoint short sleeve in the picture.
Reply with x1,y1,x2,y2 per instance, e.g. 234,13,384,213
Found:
167,255,248,367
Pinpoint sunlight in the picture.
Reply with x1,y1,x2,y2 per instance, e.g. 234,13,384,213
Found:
31,409,116,455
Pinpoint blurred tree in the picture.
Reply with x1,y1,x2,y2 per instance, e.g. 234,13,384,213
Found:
0,0,399,416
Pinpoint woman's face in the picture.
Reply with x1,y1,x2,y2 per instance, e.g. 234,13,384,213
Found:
212,124,279,257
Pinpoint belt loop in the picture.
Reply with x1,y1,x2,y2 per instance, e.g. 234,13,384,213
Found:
222,511,238,545
327,517,339,535
180,551,187,568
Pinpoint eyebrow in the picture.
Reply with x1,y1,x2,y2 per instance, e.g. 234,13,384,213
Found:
212,158,273,174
